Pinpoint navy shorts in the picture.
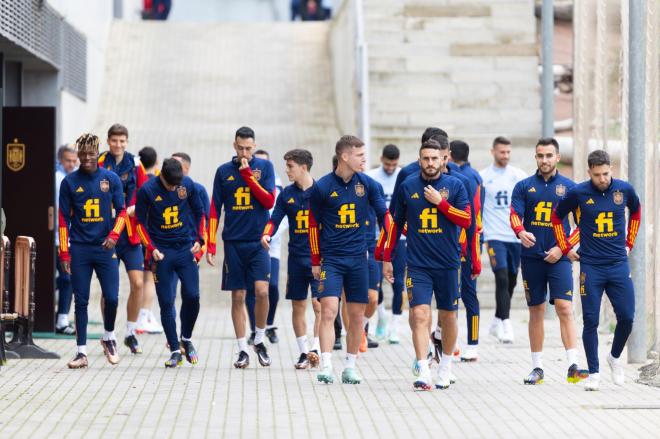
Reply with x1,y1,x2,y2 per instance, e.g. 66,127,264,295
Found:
285,255,319,300
368,250,381,291
406,266,460,311
521,258,573,306
318,256,368,304
115,238,144,272
486,240,521,274
222,240,270,291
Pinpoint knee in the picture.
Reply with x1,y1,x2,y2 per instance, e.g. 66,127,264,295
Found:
104,296,119,308
554,301,573,319
582,312,599,329
321,306,337,322
411,308,427,327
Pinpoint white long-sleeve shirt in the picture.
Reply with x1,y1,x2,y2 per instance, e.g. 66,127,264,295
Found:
479,164,527,243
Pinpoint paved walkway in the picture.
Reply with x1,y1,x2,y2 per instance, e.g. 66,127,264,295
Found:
1,265,659,438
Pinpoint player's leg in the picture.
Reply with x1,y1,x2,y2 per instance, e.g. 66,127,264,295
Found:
501,242,521,343
245,285,256,344
376,271,387,339
605,261,635,386
521,258,546,384
460,252,479,362
341,257,369,384
266,257,280,343
310,296,321,366
153,250,183,367
124,269,144,353
580,264,606,390
487,241,508,341
223,241,252,368
548,259,586,383
248,241,272,366
389,240,406,344
316,257,343,382
177,250,200,364
361,255,380,351
138,253,162,334
55,256,75,334
95,246,121,365
406,267,433,390
434,268,460,389
68,244,93,368
287,255,311,368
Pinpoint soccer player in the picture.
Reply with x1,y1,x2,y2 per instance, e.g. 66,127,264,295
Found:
55,144,78,335
246,149,286,345
383,139,471,390
448,140,483,362
510,138,587,385
58,133,127,368
309,135,392,384
365,144,402,342
262,149,321,369
552,149,641,391
480,136,527,343
135,146,164,334
98,124,145,354
135,158,205,367
207,127,276,368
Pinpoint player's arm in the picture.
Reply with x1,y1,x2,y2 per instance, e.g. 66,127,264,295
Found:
262,192,286,249
474,182,483,234
369,180,394,261
207,169,224,257
187,180,206,250
307,184,322,267
381,187,406,282
431,184,471,229
239,161,275,209
135,187,157,255
105,175,128,249
626,186,642,251
551,189,579,255
58,180,72,269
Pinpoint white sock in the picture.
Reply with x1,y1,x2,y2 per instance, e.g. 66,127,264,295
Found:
344,353,357,369
296,335,309,355
57,314,69,328
254,327,266,345
77,345,87,355
321,352,333,369
103,331,116,341
126,321,137,336
434,325,442,340
440,353,452,369
148,309,158,321
418,359,430,377
377,303,387,320
312,337,320,352
566,348,578,366
531,351,543,369
237,337,248,353
138,309,150,323
391,314,400,333
181,336,191,341
266,324,276,330
171,350,180,355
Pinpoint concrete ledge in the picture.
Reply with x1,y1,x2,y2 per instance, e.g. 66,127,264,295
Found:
450,43,536,56
403,4,491,18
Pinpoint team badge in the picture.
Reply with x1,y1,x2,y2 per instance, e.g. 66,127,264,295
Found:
439,187,449,199
555,184,566,197
252,169,261,181
355,183,365,197
580,272,586,284
177,186,187,199
120,172,129,181
100,179,110,192
6,138,25,172
613,190,624,205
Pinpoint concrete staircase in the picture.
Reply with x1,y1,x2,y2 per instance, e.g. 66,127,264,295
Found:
363,0,542,169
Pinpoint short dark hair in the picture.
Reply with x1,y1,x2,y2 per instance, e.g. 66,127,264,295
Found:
382,144,399,160
139,146,158,168
536,137,559,153
235,126,255,140
421,127,448,144
107,123,129,139
429,133,449,148
335,135,364,155
161,158,184,186
332,155,338,171
171,152,191,165
449,140,470,162
419,139,447,152
284,149,313,171
254,149,269,158
57,144,76,160
492,136,511,148
587,150,611,168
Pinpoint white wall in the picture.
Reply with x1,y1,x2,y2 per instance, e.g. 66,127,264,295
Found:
46,0,115,144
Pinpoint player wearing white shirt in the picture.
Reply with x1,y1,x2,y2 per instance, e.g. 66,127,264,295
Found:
366,144,403,343
480,137,527,344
